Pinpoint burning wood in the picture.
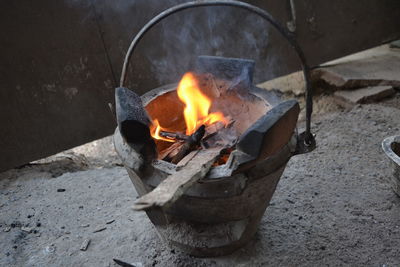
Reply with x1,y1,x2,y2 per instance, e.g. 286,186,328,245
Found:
159,130,189,141
158,117,235,165
158,125,205,162
204,121,226,136
147,72,237,166
171,125,206,164
133,146,225,211
150,72,230,148
201,116,235,148
158,141,183,161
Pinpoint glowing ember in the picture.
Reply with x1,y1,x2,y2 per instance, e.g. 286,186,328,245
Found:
150,72,228,140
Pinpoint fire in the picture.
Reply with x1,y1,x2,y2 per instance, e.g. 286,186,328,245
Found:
177,72,227,135
150,72,228,140
151,119,175,142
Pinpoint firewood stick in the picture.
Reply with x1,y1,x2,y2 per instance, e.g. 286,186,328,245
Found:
176,150,199,167
133,146,224,211
159,141,183,160
171,125,206,164
201,118,235,149
159,131,189,141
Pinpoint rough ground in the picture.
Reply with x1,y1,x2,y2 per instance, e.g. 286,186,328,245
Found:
1,94,400,266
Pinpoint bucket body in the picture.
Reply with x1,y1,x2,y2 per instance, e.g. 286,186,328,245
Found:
114,127,296,257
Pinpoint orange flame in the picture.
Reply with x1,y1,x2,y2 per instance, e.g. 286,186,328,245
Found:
150,72,228,140
177,72,228,135
151,119,175,142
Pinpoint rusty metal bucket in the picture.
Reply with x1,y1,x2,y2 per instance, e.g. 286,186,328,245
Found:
114,0,316,257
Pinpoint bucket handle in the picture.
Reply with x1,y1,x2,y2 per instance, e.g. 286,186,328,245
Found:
119,0,315,150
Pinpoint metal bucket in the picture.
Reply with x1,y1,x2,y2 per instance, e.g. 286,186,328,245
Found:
114,122,296,257
114,0,316,257
382,136,400,196
114,80,299,256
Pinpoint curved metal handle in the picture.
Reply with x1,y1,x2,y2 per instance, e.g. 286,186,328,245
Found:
120,0,315,147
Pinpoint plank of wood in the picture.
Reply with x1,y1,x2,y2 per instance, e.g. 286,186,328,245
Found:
133,147,223,211
176,150,199,168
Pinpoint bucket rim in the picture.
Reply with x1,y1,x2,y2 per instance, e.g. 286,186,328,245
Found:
382,135,400,166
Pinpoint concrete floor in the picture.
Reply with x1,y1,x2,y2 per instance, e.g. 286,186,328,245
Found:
0,93,399,266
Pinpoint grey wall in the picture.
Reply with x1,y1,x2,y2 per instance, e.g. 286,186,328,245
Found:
1,0,399,171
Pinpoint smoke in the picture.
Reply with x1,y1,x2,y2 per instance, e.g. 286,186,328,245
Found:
141,1,275,85
63,0,291,89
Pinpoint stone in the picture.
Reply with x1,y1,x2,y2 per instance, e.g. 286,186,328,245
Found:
313,53,400,89
390,40,400,49
21,226,33,233
258,71,305,96
334,86,395,107
80,239,91,251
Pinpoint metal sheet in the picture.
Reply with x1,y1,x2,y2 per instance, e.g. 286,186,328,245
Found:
0,1,116,171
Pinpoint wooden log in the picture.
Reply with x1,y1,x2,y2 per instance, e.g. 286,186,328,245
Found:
133,147,224,211
202,118,236,149
158,141,184,160
204,121,226,137
171,125,205,164
159,118,234,162
159,131,189,141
